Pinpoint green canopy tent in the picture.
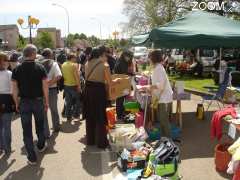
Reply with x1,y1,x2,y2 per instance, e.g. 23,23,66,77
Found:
131,33,149,45
131,33,153,48
132,10,240,49
132,10,240,83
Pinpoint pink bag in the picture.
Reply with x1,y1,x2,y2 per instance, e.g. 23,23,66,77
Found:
139,76,148,86
135,112,144,128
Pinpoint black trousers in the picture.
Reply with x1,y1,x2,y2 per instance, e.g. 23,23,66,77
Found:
116,96,125,119
84,81,108,148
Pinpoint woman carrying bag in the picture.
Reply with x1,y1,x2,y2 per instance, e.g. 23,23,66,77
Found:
83,46,114,149
142,50,173,138
0,53,15,155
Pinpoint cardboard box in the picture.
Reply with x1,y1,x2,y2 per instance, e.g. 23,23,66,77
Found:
108,74,131,100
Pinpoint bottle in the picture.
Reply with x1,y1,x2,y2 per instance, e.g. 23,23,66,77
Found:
196,103,204,120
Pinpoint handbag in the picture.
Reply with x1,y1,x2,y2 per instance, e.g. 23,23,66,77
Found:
81,61,102,98
138,138,180,179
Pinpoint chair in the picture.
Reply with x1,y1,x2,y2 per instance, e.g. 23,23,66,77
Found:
203,68,231,111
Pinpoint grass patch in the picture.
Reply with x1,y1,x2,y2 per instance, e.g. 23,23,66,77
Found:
169,74,218,93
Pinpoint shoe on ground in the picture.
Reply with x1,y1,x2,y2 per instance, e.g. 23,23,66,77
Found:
37,142,47,153
3,149,12,157
67,117,72,122
27,159,37,166
53,127,61,133
73,115,80,119
62,114,66,118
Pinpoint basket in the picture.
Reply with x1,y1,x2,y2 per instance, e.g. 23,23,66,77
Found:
214,143,232,172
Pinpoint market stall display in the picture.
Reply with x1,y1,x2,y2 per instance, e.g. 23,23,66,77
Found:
104,67,185,179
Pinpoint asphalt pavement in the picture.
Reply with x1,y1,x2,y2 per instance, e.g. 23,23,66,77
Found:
0,94,232,180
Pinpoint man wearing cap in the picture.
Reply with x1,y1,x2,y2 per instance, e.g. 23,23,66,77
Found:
40,48,62,135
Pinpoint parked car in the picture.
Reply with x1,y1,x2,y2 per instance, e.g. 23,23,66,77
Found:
133,46,148,63
197,49,218,73
222,49,240,69
171,49,184,62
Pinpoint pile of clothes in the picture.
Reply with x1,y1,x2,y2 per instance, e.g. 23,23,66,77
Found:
108,124,149,151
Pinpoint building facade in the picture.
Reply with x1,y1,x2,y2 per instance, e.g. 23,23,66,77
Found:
0,24,19,50
37,28,63,49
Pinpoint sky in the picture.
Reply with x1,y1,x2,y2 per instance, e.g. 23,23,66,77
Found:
0,0,127,38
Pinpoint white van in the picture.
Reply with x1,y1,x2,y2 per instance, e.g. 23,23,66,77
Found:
133,46,148,63
197,49,218,73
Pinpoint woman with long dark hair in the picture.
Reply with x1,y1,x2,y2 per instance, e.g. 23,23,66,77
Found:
84,46,113,149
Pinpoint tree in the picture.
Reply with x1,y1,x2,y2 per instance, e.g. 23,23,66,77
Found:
35,32,54,49
123,0,191,35
73,33,80,40
79,33,88,40
17,34,27,50
88,35,101,47
105,39,119,48
66,34,75,47
119,38,130,48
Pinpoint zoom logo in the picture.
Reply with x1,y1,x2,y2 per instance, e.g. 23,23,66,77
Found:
192,1,233,12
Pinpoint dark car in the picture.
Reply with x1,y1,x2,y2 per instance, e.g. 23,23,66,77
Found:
223,49,240,69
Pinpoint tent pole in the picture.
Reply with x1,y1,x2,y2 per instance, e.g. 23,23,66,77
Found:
151,42,154,49
219,47,223,84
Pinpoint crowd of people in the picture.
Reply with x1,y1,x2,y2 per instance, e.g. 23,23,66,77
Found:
0,44,173,166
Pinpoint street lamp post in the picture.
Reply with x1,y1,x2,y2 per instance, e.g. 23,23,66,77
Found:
112,31,120,40
17,16,40,44
52,3,70,46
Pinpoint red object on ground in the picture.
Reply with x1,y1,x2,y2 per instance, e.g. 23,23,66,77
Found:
106,107,116,130
233,164,240,180
211,106,237,140
215,143,232,172
135,111,144,128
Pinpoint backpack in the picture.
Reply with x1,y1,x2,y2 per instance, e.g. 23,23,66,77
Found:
57,63,64,92
138,138,180,179
38,59,54,74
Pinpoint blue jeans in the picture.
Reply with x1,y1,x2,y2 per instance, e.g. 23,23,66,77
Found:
19,98,46,161
44,88,60,136
64,86,80,119
0,113,13,153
